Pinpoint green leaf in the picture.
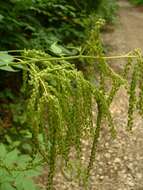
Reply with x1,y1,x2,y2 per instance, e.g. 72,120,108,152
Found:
11,141,21,149
15,173,25,186
0,183,15,190
0,66,18,72
50,42,62,55
24,167,42,177
21,143,32,154
22,179,37,190
5,135,12,144
13,65,23,69
0,53,18,72
0,53,14,65
4,149,19,166
0,169,8,179
16,154,31,167
0,144,7,158
0,176,14,183
0,14,4,22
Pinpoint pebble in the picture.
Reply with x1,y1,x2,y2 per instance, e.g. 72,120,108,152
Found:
105,142,109,147
136,173,142,179
127,181,134,187
124,156,128,160
99,161,104,166
99,176,104,180
108,149,113,153
114,166,118,170
98,168,103,174
121,174,127,179
105,153,111,159
114,158,121,163
127,163,133,170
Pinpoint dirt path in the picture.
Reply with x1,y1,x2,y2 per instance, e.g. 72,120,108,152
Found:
103,0,143,71
91,1,143,190
104,0,143,54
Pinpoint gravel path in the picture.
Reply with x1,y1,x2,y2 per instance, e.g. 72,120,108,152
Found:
103,0,143,70
95,1,143,189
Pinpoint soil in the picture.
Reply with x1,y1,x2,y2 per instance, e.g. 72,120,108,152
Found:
37,1,143,189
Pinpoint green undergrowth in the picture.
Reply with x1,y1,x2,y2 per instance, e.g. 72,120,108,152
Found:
96,0,117,23
129,0,143,5
0,0,117,51
0,143,42,190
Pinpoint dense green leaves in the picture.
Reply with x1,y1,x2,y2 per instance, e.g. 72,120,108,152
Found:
0,183,15,190
0,143,41,190
0,0,87,50
0,0,117,51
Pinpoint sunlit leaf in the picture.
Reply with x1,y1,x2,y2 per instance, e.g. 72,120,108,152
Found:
50,42,62,54
0,143,7,158
0,53,14,65
4,149,19,166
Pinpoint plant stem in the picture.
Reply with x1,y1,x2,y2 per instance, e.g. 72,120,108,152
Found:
15,54,138,62
47,126,56,190
86,100,102,178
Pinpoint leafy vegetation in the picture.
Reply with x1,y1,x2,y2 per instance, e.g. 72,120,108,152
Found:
0,143,42,190
0,0,117,51
2,0,140,190
0,0,90,50
129,0,143,5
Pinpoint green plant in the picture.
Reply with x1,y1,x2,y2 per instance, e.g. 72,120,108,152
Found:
0,0,117,52
96,0,117,23
0,143,42,190
1,2,140,190
0,0,94,51
0,47,120,189
1,19,143,188
1,47,143,189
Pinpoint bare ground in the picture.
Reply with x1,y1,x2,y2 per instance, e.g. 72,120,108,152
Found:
103,0,143,70
37,1,143,189
94,1,143,189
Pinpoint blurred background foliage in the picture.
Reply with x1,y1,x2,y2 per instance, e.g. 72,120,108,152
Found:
129,0,143,5
0,0,117,51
